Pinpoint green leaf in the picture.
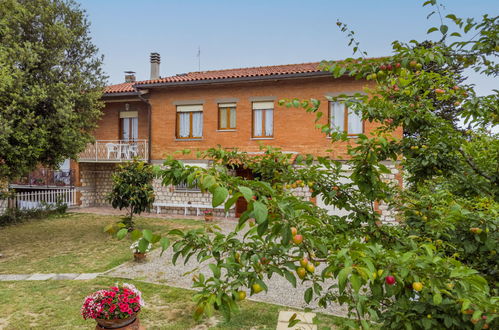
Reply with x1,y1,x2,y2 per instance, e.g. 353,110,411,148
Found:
253,201,268,224
433,292,442,305
338,267,352,293
283,270,297,287
116,228,128,240
159,237,170,255
304,287,313,304
130,229,142,241
427,27,438,34
168,229,185,237
440,25,448,34
142,229,153,242
138,238,149,253
238,186,253,202
350,274,361,293
257,220,269,236
209,263,221,278
212,186,228,207
201,175,216,189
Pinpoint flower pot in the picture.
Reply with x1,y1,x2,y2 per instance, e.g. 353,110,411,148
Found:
95,312,139,329
133,252,146,262
204,215,214,221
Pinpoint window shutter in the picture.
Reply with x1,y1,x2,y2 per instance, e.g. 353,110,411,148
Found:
177,105,203,112
252,101,274,110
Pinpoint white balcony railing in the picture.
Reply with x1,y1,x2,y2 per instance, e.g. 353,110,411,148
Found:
79,140,148,162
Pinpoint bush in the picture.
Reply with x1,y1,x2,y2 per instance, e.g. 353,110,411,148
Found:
0,200,67,227
108,160,155,230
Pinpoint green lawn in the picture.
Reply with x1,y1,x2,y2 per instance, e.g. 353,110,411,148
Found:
0,212,201,274
0,278,344,329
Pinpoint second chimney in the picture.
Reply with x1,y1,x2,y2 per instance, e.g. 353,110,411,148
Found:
124,71,136,83
150,52,160,80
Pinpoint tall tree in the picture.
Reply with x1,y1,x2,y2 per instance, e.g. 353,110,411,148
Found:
0,0,105,180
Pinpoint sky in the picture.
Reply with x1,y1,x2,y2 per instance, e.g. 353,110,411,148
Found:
81,0,498,94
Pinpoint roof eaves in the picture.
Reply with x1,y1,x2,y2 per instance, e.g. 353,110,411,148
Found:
102,91,141,98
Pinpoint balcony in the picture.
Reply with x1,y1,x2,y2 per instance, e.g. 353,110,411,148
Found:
11,168,74,188
79,140,148,162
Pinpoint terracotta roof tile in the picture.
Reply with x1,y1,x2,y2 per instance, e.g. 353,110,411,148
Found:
103,82,135,94
137,62,323,85
103,61,326,95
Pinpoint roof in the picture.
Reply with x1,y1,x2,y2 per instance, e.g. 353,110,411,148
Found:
103,61,325,95
103,82,135,94
139,62,323,85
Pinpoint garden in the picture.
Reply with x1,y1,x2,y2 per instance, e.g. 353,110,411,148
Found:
0,212,346,329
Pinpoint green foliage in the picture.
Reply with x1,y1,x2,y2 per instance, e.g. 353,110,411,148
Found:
119,1,498,328
108,160,155,230
0,0,106,180
0,200,67,227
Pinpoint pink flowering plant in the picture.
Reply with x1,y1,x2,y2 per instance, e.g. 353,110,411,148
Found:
203,209,213,216
81,283,144,320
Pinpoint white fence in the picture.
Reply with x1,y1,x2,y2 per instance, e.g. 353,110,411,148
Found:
14,188,77,210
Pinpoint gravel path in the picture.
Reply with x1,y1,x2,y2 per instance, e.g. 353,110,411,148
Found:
106,219,347,317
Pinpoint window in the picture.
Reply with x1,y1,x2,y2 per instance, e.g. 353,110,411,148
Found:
175,180,201,192
218,103,237,130
176,105,203,139
120,111,138,141
252,101,274,138
329,101,363,135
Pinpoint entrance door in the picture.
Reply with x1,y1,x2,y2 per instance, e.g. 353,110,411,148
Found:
234,167,253,217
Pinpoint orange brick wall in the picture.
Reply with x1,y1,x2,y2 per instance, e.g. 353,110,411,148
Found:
92,101,148,141
147,76,401,161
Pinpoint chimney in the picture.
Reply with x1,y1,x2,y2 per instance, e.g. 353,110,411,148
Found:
150,52,160,80
124,71,136,83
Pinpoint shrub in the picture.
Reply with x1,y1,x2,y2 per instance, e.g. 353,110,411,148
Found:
108,160,155,230
0,200,67,227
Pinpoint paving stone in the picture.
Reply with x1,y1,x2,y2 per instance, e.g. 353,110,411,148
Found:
26,273,55,281
52,273,80,280
276,311,317,330
74,273,100,280
0,274,30,281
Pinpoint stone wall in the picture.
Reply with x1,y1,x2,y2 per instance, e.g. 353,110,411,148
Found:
152,179,234,217
0,198,7,215
378,161,403,224
78,163,116,207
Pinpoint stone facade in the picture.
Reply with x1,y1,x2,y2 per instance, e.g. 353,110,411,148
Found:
153,179,235,217
0,198,7,215
378,162,403,224
78,163,116,207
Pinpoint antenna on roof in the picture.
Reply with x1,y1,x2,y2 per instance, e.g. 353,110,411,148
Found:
197,46,201,72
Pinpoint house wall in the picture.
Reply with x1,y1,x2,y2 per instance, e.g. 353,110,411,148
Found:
148,76,403,161
78,163,116,207
77,76,402,222
92,101,149,141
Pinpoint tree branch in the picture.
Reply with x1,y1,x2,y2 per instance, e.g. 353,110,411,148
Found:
458,147,494,182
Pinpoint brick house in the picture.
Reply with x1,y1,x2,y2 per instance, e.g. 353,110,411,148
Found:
74,53,402,220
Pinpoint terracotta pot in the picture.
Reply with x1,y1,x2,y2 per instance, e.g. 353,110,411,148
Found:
204,215,214,221
95,312,138,329
133,252,146,262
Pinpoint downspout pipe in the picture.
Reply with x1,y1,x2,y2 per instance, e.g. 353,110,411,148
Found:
135,88,152,164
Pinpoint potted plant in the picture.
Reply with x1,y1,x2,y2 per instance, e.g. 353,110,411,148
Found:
203,209,214,221
81,283,144,329
130,240,152,262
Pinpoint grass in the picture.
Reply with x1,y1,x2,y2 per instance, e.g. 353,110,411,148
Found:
0,212,201,274
0,277,345,329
